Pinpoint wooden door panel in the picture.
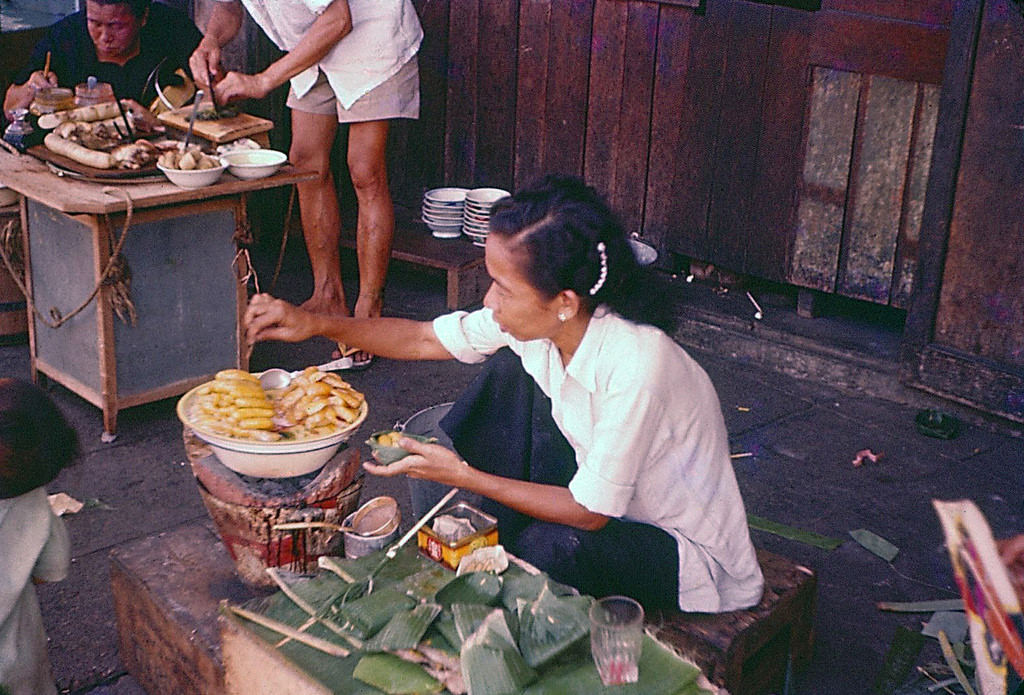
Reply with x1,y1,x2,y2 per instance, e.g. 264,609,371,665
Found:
891,83,940,308
935,2,1024,369
513,0,593,186
706,1,773,273
646,1,723,259
513,0,552,188
822,0,953,26
810,10,949,84
790,67,859,291
475,0,519,188
743,6,813,281
445,0,518,189
584,0,658,237
837,75,917,304
445,0,482,186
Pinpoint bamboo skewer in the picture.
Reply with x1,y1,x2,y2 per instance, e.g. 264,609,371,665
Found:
226,605,351,658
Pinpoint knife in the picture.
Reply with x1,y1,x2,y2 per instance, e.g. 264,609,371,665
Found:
181,89,204,151
205,67,221,120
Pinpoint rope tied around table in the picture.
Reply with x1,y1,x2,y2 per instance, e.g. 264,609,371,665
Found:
0,186,138,329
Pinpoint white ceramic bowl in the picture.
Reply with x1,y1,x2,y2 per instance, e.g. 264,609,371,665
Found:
424,187,469,205
425,220,463,235
176,381,369,478
466,187,510,205
157,162,226,189
221,149,287,180
422,207,464,221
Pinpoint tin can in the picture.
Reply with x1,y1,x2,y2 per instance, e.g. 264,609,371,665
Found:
417,502,498,570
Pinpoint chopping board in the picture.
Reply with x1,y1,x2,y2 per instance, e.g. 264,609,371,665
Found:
27,144,161,181
157,109,273,144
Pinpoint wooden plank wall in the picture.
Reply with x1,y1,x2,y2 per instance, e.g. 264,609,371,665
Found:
399,1,954,307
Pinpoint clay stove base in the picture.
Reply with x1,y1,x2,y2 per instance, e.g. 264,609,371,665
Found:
110,520,264,695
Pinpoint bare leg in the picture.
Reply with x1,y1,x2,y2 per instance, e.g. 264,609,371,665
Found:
289,109,347,317
347,119,393,326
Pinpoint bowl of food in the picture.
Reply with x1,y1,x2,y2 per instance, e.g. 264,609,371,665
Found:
221,149,287,180
157,148,226,188
177,368,369,478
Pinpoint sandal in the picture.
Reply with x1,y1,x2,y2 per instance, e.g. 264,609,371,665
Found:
328,343,374,371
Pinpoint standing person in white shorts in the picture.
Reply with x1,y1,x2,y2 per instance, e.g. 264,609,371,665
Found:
190,0,423,369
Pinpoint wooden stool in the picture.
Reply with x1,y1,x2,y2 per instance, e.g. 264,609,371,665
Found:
338,219,488,310
646,549,816,695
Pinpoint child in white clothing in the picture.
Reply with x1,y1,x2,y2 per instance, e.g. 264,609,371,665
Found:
0,378,77,695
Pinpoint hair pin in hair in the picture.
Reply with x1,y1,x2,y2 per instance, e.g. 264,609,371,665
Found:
589,242,608,296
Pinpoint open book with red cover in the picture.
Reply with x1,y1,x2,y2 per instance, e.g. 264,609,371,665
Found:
934,500,1024,695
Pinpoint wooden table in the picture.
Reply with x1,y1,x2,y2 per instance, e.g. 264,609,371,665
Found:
0,149,314,437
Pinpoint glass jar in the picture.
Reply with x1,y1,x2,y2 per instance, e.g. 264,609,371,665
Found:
31,87,75,115
75,81,115,107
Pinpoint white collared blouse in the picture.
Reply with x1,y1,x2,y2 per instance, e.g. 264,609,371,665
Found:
433,306,764,612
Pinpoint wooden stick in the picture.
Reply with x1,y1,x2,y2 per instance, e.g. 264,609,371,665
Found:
43,51,51,76
227,605,350,657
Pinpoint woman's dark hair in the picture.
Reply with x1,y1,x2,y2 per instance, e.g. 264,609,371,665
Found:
0,378,79,499
488,175,669,328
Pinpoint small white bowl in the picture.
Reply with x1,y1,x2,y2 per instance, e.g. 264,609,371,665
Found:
221,149,287,180
466,187,510,205
157,162,226,189
424,187,469,204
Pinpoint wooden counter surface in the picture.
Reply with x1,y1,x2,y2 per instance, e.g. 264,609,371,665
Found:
0,149,314,215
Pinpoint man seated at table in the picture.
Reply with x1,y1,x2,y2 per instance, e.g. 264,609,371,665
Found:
3,0,203,118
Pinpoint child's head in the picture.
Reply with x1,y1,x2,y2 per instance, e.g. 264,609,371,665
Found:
0,378,78,498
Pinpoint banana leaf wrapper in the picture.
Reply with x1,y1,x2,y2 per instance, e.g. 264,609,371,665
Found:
434,571,503,609
331,588,417,639
353,652,444,694
517,582,591,669
365,602,443,652
460,608,537,695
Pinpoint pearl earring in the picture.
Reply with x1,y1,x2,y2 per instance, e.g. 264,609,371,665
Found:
558,311,567,323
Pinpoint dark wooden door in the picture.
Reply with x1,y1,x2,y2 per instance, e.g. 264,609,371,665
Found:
644,0,950,307
901,0,1024,424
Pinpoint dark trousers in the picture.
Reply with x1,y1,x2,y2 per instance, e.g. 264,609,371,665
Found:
439,349,680,610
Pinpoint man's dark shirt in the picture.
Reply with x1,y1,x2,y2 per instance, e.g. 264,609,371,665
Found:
14,3,203,106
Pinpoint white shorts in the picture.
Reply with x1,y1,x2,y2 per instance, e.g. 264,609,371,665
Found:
287,58,420,123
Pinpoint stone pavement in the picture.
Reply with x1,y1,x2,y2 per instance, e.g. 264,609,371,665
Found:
2,243,1021,695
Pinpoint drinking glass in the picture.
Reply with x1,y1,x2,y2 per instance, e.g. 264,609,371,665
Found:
589,595,644,685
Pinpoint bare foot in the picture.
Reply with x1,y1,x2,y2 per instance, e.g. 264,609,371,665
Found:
299,291,349,318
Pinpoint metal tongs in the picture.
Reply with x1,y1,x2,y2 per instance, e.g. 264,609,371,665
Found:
180,90,204,151
107,80,135,142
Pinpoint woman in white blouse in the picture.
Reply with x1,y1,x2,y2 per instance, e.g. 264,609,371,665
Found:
245,175,764,612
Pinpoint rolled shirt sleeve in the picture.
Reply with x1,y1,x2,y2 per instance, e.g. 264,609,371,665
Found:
432,309,512,364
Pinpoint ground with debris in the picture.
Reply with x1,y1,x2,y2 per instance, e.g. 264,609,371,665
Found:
3,242,1022,695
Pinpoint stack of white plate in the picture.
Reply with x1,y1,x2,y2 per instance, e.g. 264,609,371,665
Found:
422,187,468,238
462,187,510,246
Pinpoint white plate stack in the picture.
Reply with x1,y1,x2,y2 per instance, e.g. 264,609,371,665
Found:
462,187,511,246
422,187,469,238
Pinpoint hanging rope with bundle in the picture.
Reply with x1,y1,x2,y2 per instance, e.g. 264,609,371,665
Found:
0,187,137,329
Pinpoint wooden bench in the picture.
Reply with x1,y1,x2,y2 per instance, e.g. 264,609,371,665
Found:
339,218,488,310
646,549,816,695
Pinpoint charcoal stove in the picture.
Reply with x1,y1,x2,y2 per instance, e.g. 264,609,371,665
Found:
183,428,363,586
